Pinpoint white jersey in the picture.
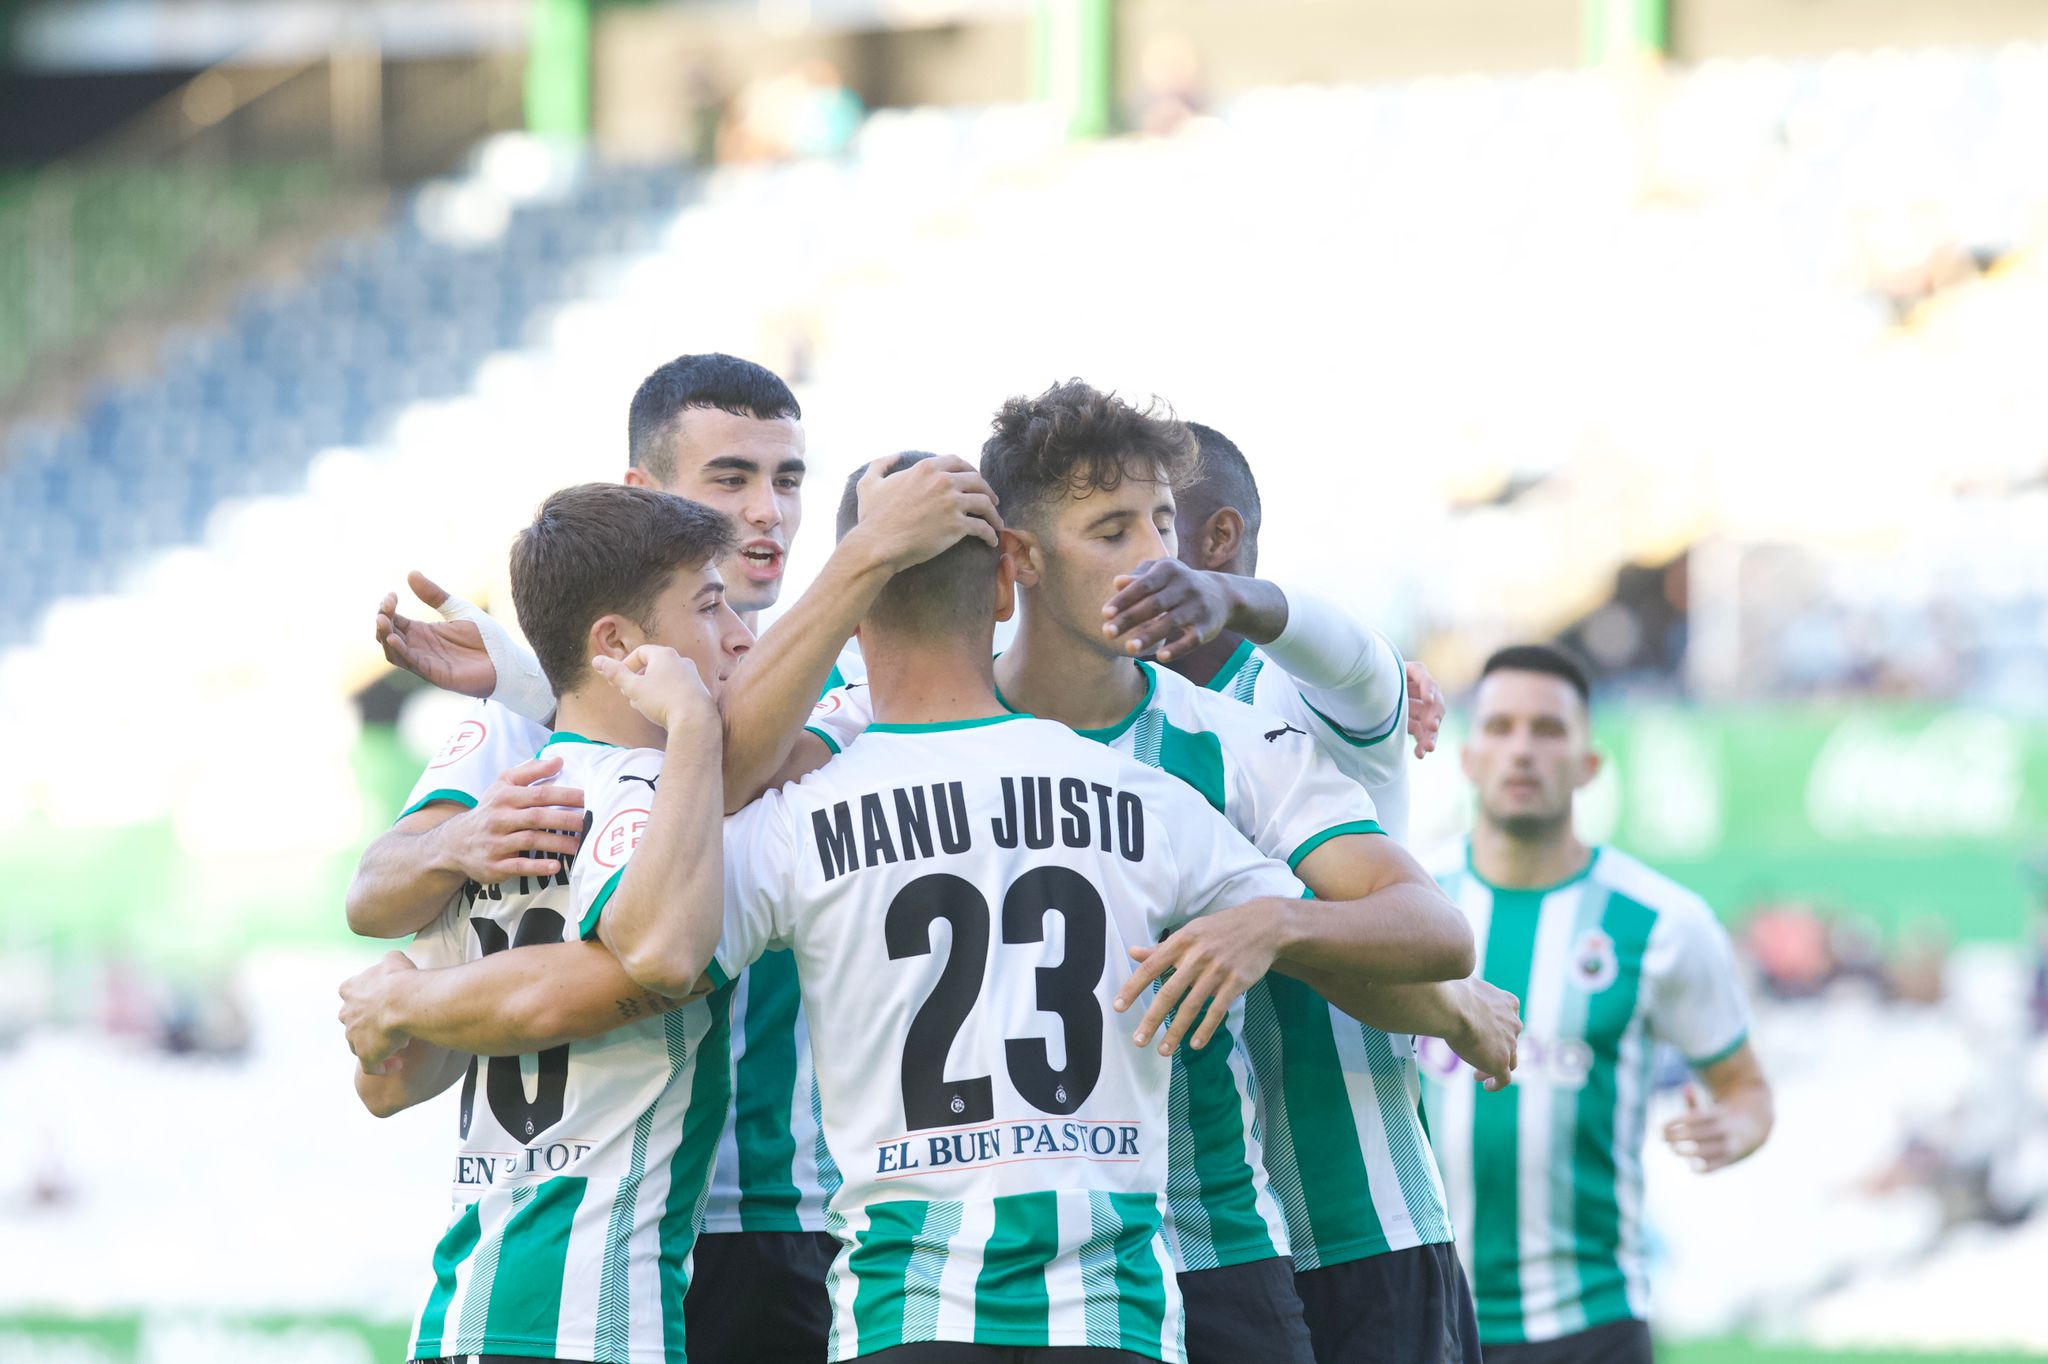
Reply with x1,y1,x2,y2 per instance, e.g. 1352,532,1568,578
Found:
715,713,1307,1361
400,698,552,820
1200,638,1411,843
807,663,1448,1271
1420,842,1752,1345
405,733,728,1364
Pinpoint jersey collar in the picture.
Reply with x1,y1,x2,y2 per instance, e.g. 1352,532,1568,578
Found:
868,713,1034,735
540,731,614,750
1201,637,1258,693
1464,840,1602,895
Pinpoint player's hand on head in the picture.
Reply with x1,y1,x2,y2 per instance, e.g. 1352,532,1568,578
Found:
374,571,499,698
853,453,1003,569
338,951,417,1074
1101,559,1230,664
445,754,586,886
1405,661,1446,759
1112,901,1285,1056
1446,977,1522,1092
594,645,718,736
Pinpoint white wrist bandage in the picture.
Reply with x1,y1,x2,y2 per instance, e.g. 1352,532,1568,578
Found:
434,590,558,725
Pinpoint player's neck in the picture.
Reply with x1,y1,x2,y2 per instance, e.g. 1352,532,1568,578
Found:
997,608,1150,733
862,633,1007,726
553,686,668,751
1163,629,1245,688
1470,817,1594,891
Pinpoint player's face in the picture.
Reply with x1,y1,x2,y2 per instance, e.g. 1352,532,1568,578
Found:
638,562,754,702
642,408,807,615
1030,472,1179,657
1461,670,1599,837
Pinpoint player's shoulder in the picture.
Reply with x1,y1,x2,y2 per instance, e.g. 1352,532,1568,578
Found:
1147,662,1312,750
1591,846,1715,927
550,734,662,786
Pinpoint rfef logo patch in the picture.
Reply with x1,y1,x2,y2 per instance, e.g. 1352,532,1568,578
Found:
592,807,651,869
429,720,487,769
812,692,843,717
1572,928,1619,992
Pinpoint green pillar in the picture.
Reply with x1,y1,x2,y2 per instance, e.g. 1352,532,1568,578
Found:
526,0,592,139
1582,0,1667,65
1032,0,1116,141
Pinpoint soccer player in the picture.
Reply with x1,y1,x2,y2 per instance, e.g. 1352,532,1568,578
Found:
344,483,741,1363
352,353,999,1364
1420,645,1774,1364
762,393,1516,1364
1098,421,1430,842
708,462,1477,1363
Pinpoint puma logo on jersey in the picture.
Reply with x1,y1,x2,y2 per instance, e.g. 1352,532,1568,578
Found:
1263,724,1307,743
618,774,658,792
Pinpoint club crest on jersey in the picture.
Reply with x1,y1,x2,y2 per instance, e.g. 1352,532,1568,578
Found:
1572,929,1619,992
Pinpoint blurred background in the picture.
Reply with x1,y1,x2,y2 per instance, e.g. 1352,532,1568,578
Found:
1,0,2045,1360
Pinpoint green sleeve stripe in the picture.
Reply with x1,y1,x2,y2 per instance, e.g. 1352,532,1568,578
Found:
705,957,733,989
1286,820,1385,871
397,788,478,822
579,866,627,941
1688,1029,1750,1072
804,725,842,755
1302,690,1406,748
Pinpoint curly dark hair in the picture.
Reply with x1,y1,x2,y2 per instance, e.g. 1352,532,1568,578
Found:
979,380,1197,528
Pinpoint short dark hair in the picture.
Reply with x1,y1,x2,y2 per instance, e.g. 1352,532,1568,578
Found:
1480,643,1593,707
511,483,739,696
1181,422,1263,569
837,452,998,636
627,353,801,484
979,380,1197,528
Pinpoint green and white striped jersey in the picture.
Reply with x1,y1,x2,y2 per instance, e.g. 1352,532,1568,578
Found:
404,733,730,1364
805,662,1447,1274
1201,638,1410,843
1419,842,1751,1345
715,714,1310,1360
406,698,837,1237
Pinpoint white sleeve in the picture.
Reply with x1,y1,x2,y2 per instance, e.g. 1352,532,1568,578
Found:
1646,899,1753,1068
398,700,550,819
1257,587,1407,786
1152,773,1306,933
713,788,799,985
568,749,661,940
406,896,472,968
804,682,875,755
1231,711,1385,871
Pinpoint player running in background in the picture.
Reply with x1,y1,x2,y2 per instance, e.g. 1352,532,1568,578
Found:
1421,645,1774,1364
352,352,1000,1364
705,462,1467,1364
344,484,738,1364
761,395,1516,1364
1098,421,1436,843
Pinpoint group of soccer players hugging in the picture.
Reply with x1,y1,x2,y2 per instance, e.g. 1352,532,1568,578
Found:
337,355,1775,1364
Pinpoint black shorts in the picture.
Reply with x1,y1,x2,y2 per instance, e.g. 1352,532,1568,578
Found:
1482,1319,1654,1364
683,1228,840,1364
1177,1256,1316,1364
1294,1242,1481,1364
858,1348,1155,1363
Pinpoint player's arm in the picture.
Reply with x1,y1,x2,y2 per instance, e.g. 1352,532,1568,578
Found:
344,757,587,939
1285,833,1475,982
587,648,729,997
340,944,697,1067
1297,972,1522,1091
1664,1042,1774,1172
376,570,557,723
719,455,1001,811
353,1035,468,1118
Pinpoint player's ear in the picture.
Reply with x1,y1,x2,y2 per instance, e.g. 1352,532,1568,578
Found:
588,613,638,663
621,466,655,489
1576,746,1604,791
1202,508,1244,572
994,544,1018,623
1001,527,1042,588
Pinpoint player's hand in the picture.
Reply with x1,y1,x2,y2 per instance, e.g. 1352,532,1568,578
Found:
1406,661,1446,759
1443,977,1522,1092
1113,900,1285,1055
376,571,498,698
593,645,718,737
851,454,1002,570
441,754,586,885
338,951,417,1074
1663,1085,1763,1173
1101,559,1232,663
